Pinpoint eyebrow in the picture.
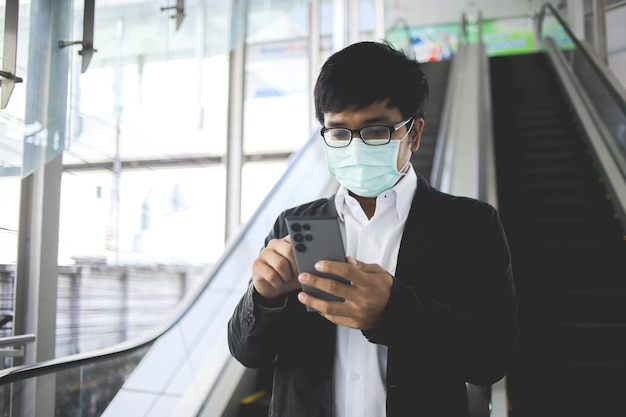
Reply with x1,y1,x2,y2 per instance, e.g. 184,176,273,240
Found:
325,115,395,128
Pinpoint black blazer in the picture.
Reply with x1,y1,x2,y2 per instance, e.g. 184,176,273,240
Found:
228,174,518,417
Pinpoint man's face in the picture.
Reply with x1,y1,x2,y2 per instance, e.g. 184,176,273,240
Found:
322,100,424,172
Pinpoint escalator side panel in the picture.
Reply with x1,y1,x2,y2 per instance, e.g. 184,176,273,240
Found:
411,60,451,182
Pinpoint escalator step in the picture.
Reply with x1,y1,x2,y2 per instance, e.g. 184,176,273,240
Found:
237,390,270,417
545,265,626,292
555,291,626,324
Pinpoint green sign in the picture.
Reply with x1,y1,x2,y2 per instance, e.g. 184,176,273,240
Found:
387,22,459,62
387,16,578,60
480,18,535,56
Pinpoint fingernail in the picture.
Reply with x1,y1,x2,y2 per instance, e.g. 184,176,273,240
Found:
298,292,306,302
299,273,309,283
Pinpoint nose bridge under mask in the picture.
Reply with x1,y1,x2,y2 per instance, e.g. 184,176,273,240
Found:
351,139,382,165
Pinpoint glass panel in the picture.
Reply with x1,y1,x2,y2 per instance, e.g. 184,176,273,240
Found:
0,127,334,417
571,49,626,155
244,2,310,156
0,345,149,417
0,2,30,265
34,0,231,357
241,160,288,223
540,6,626,171
61,0,230,270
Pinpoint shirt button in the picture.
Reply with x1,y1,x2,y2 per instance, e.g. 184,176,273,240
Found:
351,372,360,381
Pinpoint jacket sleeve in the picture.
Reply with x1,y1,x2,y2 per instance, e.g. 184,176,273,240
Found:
363,199,519,386
227,198,334,368
227,281,299,368
227,211,294,368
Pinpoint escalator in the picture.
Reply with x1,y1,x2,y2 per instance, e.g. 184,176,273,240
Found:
411,59,452,182
491,52,626,416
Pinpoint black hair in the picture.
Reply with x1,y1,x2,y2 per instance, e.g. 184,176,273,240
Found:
314,41,429,125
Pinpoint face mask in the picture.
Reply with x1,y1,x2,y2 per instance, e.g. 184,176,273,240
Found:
324,137,411,198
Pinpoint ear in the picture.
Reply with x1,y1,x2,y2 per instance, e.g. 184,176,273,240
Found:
409,118,425,152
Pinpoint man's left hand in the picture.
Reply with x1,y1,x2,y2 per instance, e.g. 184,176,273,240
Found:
297,256,393,330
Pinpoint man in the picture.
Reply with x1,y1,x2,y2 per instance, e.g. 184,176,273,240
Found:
228,41,518,417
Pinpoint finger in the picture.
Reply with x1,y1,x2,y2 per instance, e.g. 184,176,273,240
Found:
266,238,298,279
297,291,351,318
252,257,289,290
319,258,390,286
302,290,376,330
299,272,351,299
255,244,294,286
314,259,352,276
277,237,298,277
313,260,360,287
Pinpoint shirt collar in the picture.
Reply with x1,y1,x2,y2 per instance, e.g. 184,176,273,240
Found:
334,165,417,221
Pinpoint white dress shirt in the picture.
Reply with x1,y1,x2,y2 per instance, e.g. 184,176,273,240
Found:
332,166,417,417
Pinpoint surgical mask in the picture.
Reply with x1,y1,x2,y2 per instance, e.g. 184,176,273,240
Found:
324,136,411,198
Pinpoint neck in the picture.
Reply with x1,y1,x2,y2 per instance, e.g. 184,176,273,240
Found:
351,192,377,219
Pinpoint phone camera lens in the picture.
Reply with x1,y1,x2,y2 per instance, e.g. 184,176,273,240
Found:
305,234,313,241
293,233,304,242
303,223,311,231
291,223,302,232
295,243,306,252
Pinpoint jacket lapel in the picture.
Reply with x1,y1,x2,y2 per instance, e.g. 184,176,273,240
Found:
395,174,435,281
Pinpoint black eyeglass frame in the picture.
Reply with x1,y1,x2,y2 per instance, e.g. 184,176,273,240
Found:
320,117,415,148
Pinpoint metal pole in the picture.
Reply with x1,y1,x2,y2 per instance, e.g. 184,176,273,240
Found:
196,0,207,129
333,0,346,52
567,0,586,41
68,268,81,355
14,0,71,367
110,18,124,265
593,0,608,65
373,0,385,42
309,0,321,131
13,0,72,413
347,0,359,45
225,0,247,242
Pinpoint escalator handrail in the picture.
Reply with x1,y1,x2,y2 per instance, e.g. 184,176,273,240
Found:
539,1,626,217
538,2,626,116
0,129,323,386
430,12,475,189
429,49,459,189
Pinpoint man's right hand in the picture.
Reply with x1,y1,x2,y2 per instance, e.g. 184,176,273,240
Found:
252,236,300,301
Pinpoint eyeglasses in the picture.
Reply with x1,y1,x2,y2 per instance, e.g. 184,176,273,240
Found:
320,117,414,148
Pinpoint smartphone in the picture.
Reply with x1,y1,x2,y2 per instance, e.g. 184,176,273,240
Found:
285,216,350,312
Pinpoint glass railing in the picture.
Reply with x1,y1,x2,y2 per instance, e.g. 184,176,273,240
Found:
2,346,150,416
0,130,335,417
538,2,626,180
